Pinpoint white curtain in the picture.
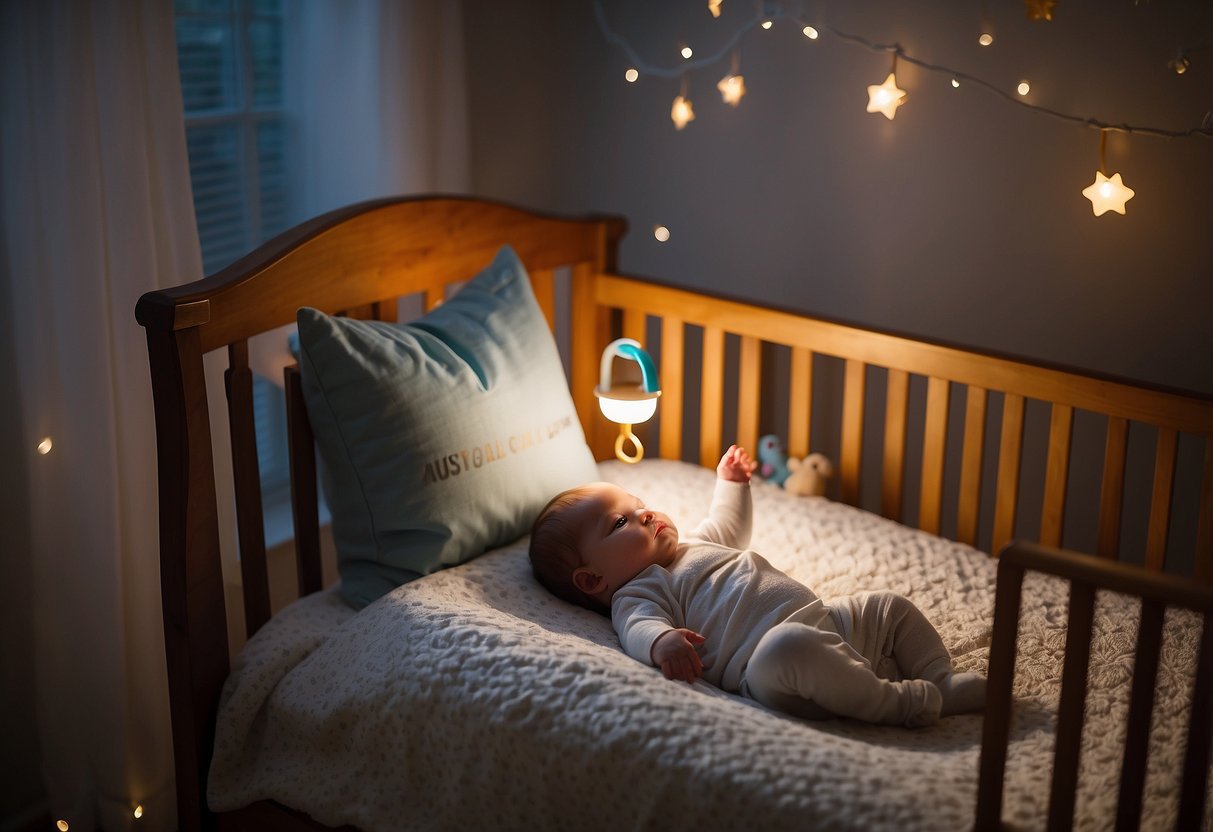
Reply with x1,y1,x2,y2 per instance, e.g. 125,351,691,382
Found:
0,2,199,831
284,0,469,223
0,1,468,830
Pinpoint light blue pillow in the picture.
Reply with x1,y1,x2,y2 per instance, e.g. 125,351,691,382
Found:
296,246,599,609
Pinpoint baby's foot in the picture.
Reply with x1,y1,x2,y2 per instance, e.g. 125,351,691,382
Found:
902,679,942,728
936,672,987,716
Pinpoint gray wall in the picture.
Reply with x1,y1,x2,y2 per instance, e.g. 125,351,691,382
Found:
464,0,1212,396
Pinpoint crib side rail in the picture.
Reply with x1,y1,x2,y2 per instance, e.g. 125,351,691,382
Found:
593,273,1213,582
976,541,1213,830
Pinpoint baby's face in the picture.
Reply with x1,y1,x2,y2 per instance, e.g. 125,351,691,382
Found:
570,483,679,597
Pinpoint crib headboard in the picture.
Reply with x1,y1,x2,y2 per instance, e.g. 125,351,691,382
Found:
136,195,1213,831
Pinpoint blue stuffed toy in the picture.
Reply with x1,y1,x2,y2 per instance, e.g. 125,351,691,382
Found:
757,434,791,487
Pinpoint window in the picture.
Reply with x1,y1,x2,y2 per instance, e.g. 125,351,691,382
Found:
175,0,292,506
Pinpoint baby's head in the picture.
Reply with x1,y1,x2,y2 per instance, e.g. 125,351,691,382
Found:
529,482,679,612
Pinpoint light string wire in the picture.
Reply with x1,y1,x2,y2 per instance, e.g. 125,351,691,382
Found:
592,0,1213,140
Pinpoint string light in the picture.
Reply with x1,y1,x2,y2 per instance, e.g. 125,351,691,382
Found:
56,823,69,832
708,0,721,18
1024,0,1057,22
718,52,745,106
680,45,693,59
951,78,960,88
1017,81,1031,96
802,26,818,39
133,805,145,819
979,33,994,46
625,68,638,82
37,437,53,455
654,225,671,242
672,76,695,129
1082,130,1135,216
866,54,906,120
1168,49,1191,75
761,20,773,30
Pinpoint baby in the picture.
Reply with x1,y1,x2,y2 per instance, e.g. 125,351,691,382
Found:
529,444,986,728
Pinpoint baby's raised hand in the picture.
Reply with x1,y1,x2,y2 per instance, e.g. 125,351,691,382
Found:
651,628,707,683
717,444,756,483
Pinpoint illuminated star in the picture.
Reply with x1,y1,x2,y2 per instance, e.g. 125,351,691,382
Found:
1081,171,1135,216
717,74,746,106
1024,0,1056,21
708,0,722,18
671,96,695,130
866,73,907,120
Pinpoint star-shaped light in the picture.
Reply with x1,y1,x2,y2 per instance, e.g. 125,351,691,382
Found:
1024,0,1056,21
671,96,695,130
717,74,746,106
1081,171,1135,216
708,0,722,18
866,73,907,120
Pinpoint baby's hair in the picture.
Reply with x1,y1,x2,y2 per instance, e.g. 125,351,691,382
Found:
529,485,609,615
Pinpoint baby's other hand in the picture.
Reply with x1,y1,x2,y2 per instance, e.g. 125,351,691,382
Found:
651,628,707,683
717,444,756,483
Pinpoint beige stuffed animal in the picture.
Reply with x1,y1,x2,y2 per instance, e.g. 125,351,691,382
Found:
784,453,833,497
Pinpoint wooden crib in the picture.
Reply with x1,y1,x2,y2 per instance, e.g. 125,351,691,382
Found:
135,195,1212,831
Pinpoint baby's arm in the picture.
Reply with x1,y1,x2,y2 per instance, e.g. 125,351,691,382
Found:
688,444,755,549
651,629,706,683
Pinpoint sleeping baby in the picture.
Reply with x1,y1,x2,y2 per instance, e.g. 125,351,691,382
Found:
528,444,987,728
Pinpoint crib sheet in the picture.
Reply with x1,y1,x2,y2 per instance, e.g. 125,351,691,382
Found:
208,459,1203,831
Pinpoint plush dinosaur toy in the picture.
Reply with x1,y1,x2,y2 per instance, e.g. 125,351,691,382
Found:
784,453,834,497
757,434,790,487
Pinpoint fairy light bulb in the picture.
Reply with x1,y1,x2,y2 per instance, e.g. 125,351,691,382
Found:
866,73,906,120
133,805,144,820
625,68,638,82
1082,130,1135,217
979,33,994,46
951,78,960,88
803,26,818,39
57,823,70,832
671,96,695,129
654,226,670,242
1017,81,1030,95
717,74,746,105
761,20,772,29
1082,172,1134,216
681,46,693,59
37,437,53,455
708,0,722,17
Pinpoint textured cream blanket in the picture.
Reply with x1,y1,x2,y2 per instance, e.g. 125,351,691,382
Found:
209,460,1203,830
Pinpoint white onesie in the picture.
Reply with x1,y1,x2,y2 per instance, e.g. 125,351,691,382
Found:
610,479,951,727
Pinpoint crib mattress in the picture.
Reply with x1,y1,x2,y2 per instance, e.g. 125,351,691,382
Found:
208,459,1203,831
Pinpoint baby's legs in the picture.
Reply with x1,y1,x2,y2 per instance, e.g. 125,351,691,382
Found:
831,591,985,716
744,622,942,727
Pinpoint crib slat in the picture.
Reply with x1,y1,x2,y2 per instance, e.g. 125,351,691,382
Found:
284,365,322,597
371,299,397,323
570,263,609,459
224,340,271,637
622,307,645,345
700,326,725,468
1115,599,1164,831
919,377,949,535
1040,404,1074,548
788,347,812,459
1177,610,1213,828
659,317,685,461
975,556,1026,829
992,393,1025,556
1197,441,1213,585
1145,428,1177,573
532,268,556,332
738,336,761,457
840,360,866,506
1049,580,1096,831
957,386,987,547
882,369,909,521
1098,417,1129,559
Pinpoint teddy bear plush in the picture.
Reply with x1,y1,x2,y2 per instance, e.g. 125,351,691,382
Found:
784,453,834,497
